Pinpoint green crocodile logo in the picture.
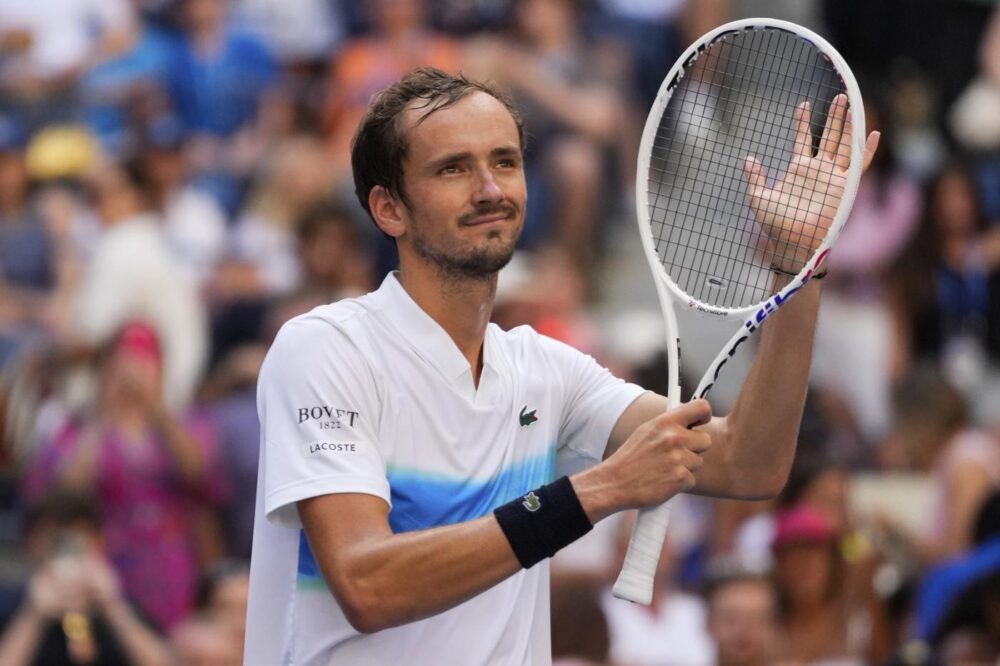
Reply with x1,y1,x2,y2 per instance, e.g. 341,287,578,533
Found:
522,491,541,512
519,406,538,427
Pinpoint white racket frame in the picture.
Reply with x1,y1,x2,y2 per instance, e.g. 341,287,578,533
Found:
613,17,866,605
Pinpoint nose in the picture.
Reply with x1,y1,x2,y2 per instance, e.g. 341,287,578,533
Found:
473,167,503,206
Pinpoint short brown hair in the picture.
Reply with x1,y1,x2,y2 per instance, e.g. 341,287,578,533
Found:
350,67,525,220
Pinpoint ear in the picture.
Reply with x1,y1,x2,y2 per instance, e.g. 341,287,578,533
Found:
369,185,406,238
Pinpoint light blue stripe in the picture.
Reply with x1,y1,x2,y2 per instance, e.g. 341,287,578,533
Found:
387,447,557,533
295,447,558,585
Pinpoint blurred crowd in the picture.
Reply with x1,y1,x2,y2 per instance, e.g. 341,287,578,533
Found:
0,0,998,664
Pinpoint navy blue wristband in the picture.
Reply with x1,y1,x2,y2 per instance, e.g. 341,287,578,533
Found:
493,476,593,569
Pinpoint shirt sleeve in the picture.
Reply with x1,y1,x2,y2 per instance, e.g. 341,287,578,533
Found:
545,337,646,475
257,315,388,528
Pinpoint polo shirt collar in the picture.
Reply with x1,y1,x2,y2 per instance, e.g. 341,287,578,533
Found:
376,272,496,384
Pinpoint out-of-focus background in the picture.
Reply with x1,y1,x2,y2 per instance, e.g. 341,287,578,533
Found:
0,0,999,663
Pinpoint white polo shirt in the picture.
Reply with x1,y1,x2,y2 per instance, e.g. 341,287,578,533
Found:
245,273,644,665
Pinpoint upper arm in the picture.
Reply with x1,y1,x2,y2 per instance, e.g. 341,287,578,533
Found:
297,493,392,604
258,317,388,528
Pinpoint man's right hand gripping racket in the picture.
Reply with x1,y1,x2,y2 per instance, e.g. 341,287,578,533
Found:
613,18,877,605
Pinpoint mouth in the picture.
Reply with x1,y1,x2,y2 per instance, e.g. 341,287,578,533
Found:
460,206,517,228
463,213,511,227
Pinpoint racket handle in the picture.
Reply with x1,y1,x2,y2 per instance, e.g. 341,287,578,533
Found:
612,500,672,604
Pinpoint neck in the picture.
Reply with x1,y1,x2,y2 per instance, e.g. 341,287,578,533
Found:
192,24,223,54
397,260,496,384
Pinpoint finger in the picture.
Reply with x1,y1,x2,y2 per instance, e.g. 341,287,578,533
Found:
684,449,705,473
743,156,767,195
819,94,847,159
861,131,881,173
665,398,713,429
686,429,713,455
834,110,853,171
792,101,812,158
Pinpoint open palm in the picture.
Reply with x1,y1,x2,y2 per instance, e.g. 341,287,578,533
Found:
744,94,878,273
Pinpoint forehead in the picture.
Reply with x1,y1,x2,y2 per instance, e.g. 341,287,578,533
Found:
713,580,774,609
401,91,521,163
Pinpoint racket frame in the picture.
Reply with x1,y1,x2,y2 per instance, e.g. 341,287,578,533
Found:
612,17,866,605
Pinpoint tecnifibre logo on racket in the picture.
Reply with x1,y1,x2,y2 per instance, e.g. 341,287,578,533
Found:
695,249,831,399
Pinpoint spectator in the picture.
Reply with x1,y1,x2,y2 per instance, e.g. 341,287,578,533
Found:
0,0,136,130
139,117,228,290
0,491,171,665
23,323,228,631
465,0,631,266
589,0,687,107
704,572,780,666
0,117,54,366
81,16,176,155
322,0,461,187
882,366,1000,564
891,161,1000,394
918,489,1000,662
73,159,207,412
206,345,264,559
219,136,334,302
235,0,343,68
165,0,276,139
169,559,249,666
164,0,278,214
771,504,865,665
603,521,714,666
295,200,376,301
551,572,612,666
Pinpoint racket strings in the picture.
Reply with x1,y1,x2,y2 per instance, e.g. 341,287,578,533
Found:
648,27,851,309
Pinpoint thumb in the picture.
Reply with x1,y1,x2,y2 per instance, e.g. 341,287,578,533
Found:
667,398,713,429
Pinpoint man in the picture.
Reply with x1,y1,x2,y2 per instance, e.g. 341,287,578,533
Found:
705,572,780,666
0,492,171,665
245,67,879,664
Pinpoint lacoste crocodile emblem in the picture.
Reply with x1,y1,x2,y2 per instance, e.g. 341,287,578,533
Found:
519,406,538,427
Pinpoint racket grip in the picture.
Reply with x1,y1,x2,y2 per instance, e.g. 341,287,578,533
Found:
612,500,672,604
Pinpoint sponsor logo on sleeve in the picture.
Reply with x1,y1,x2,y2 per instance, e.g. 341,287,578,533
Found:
302,441,360,457
296,406,359,431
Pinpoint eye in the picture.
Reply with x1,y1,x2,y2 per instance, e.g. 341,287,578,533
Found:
439,164,461,175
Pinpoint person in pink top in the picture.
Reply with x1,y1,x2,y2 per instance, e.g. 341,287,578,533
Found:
884,366,1000,565
23,322,229,630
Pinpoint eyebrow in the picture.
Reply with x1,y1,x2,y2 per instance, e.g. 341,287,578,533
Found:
429,146,521,170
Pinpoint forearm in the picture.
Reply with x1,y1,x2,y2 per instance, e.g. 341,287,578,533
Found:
301,479,620,634
304,505,521,633
101,600,172,666
0,605,46,666
704,279,821,498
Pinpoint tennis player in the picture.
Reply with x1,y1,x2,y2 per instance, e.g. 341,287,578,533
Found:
245,68,878,664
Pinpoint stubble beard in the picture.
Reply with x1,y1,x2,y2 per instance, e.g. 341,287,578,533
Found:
413,231,516,281
411,208,520,282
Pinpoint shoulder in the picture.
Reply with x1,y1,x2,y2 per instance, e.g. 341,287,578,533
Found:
496,324,595,363
267,296,379,357
261,292,393,375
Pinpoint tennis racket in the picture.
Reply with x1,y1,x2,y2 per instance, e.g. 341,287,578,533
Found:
612,18,868,605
